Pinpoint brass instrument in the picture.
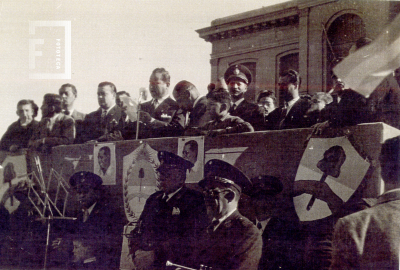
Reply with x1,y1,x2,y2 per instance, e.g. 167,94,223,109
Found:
166,260,212,270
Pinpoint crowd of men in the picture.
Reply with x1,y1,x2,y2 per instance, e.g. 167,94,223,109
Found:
0,36,399,269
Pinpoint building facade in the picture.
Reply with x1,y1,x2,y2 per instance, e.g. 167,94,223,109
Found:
196,0,400,103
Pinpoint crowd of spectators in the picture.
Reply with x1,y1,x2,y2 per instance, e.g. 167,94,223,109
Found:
2,56,400,153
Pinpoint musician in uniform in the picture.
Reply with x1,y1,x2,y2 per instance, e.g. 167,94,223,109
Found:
131,151,207,270
193,159,262,270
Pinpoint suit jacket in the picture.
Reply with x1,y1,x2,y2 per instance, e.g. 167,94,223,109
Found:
366,74,400,129
29,113,75,148
266,98,312,130
195,210,262,270
71,109,86,121
188,96,210,128
330,190,400,270
141,97,179,128
156,96,211,138
328,89,368,128
77,106,122,143
230,99,265,131
0,120,39,151
136,186,207,267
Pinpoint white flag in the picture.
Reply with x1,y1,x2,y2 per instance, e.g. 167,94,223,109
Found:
333,13,400,97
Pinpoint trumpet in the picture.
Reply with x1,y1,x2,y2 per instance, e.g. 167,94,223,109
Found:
166,261,212,270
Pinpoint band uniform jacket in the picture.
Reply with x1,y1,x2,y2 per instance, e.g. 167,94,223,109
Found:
330,190,400,270
195,210,262,270
0,119,39,151
135,186,207,267
77,106,122,143
230,99,266,131
266,97,313,130
30,113,75,148
72,200,126,269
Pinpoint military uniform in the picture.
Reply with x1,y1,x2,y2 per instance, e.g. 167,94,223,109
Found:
133,151,207,269
194,159,263,270
224,64,266,131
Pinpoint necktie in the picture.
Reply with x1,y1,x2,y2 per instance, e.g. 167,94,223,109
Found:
64,110,70,115
278,105,288,129
153,99,159,110
101,110,107,119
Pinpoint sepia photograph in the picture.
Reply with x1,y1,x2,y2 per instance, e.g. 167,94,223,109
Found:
0,0,400,269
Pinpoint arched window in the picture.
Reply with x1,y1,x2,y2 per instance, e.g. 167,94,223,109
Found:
326,13,366,90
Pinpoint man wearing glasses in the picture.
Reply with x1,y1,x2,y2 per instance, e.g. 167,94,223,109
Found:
131,151,207,270
194,159,262,270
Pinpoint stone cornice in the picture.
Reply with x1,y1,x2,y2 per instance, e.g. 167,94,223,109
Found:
209,37,299,59
196,0,338,43
197,13,299,42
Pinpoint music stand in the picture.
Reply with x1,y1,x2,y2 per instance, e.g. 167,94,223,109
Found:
28,156,76,270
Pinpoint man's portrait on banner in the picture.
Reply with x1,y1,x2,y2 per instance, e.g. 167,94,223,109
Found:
178,137,204,183
93,143,116,185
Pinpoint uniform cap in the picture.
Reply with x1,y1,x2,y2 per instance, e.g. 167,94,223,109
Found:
250,175,283,197
157,151,194,172
69,171,103,188
224,64,252,85
199,159,252,195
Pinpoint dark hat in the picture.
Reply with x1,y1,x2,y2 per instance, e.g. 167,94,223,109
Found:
157,151,194,172
69,171,103,188
199,159,252,195
224,64,252,85
250,175,283,197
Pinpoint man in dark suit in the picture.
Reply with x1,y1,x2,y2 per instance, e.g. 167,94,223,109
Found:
139,68,179,138
59,83,86,145
194,159,262,270
330,136,400,270
59,83,86,121
29,94,75,152
157,80,210,137
173,80,210,129
266,69,313,130
131,151,207,269
224,64,265,131
77,82,123,143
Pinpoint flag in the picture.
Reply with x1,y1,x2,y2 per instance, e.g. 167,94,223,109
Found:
333,13,400,97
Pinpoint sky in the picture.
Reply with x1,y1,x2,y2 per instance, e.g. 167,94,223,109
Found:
0,0,290,137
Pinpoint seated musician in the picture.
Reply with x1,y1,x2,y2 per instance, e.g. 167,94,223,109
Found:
130,151,207,270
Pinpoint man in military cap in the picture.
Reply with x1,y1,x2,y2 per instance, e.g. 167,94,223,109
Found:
224,64,265,131
194,159,262,270
52,171,125,269
131,151,207,269
251,175,301,270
